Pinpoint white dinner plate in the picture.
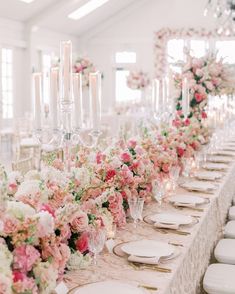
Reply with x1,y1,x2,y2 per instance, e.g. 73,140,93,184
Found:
121,240,174,258
180,180,216,192
194,171,222,181
210,150,235,156
74,281,147,294
207,156,231,163
149,212,193,226
169,195,206,205
202,162,228,171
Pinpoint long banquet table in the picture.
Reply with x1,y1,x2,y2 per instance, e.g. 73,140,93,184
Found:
65,159,235,294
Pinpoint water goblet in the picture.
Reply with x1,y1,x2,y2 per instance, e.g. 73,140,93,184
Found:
128,197,145,228
88,227,106,265
169,166,180,193
152,179,167,210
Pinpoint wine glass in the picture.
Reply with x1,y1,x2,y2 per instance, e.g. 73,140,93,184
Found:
88,227,106,265
169,166,180,193
128,197,145,228
194,151,203,170
182,157,193,177
152,179,167,210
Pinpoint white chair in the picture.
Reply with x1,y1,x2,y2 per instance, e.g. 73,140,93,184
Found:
12,157,34,174
214,239,235,264
203,263,235,293
224,221,235,239
228,206,235,220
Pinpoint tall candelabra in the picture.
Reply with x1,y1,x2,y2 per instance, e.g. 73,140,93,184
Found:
33,40,102,171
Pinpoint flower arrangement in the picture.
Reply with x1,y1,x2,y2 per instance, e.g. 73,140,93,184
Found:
174,52,233,121
126,70,150,90
73,56,96,87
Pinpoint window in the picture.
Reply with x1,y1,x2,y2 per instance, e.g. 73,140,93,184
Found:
42,53,51,104
115,69,141,103
115,51,136,64
2,48,13,119
216,40,235,64
167,39,185,63
190,40,207,58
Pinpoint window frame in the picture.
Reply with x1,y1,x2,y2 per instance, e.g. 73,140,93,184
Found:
1,46,14,121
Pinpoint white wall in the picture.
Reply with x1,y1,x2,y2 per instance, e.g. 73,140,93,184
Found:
0,17,79,127
81,0,217,112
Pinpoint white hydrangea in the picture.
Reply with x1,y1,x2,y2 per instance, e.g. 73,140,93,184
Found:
67,251,91,270
8,171,23,183
71,167,92,188
40,166,68,187
0,243,13,278
6,200,36,219
15,179,48,204
0,273,12,294
33,262,58,294
35,211,55,238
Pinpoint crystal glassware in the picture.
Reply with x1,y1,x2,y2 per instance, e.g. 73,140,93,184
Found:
169,166,180,193
88,227,106,265
128,197,145,228
152,179,167,209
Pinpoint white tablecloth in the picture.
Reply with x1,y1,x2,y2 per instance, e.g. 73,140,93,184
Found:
66,161,235,294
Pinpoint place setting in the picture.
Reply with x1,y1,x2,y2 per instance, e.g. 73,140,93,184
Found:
112,239,178,273
143,211,198,236
168,194,210,212
201,162,229,171
194,171,223,181
67,280,157,294
179,179,217,194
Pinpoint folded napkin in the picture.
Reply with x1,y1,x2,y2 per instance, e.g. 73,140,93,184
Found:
174,202,196,208
128,254,160,265
154,222,179,230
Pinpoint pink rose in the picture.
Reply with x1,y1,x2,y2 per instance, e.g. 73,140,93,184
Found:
120,152,131,163
105,169,116,181
127,139,137,148
13,245,40,273
75,232,89,254
184,118,190,126
177,147,185,157
70,211,88,232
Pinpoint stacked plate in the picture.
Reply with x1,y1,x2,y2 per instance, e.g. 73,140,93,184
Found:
168,194,207,208
210,150,235,157
73,280,148,294
207,155,231,163
180,180,216,193
202,162,228,171
194,171,222,181
148,212,194,230
120,239,176,264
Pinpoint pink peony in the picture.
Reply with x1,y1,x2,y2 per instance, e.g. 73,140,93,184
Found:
40,204,55,217
75,232,89,254
13,245,40,273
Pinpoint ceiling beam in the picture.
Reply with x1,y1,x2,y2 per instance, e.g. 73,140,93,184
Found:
80,0,149,42
25,0,83,28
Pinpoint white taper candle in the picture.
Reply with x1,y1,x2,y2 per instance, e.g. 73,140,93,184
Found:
89,71,101,130
50,67,59,129
73,73,83,129
60,40,72,102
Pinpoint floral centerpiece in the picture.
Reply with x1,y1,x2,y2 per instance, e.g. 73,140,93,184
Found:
174,52,232,121
126,70,150,90
73,56,96,87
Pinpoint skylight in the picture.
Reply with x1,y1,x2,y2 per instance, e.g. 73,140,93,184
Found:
19,0,35,3
68,0,110,20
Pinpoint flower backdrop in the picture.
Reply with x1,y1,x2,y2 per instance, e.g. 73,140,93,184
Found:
126,70,150,90
174,52,233,121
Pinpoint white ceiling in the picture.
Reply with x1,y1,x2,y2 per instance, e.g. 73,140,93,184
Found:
0,0,138,36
